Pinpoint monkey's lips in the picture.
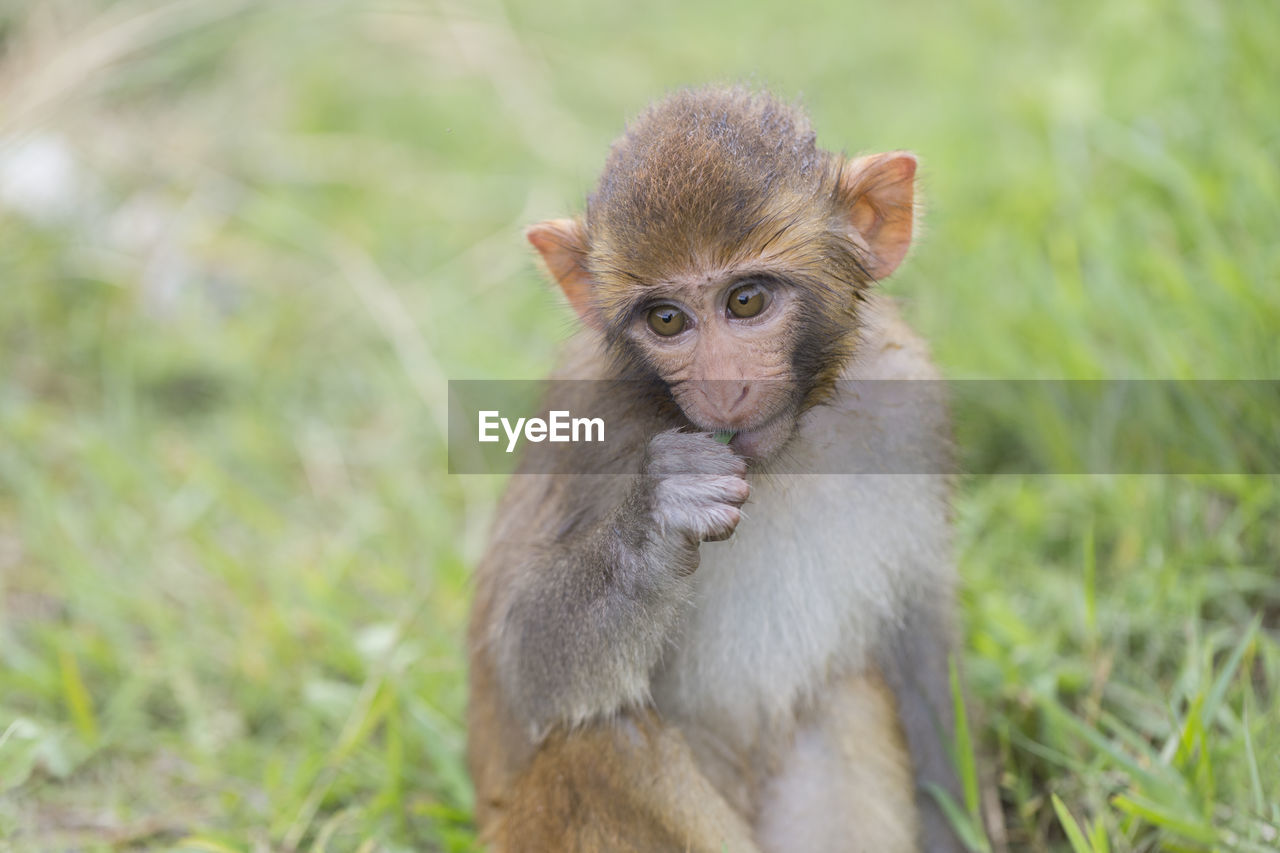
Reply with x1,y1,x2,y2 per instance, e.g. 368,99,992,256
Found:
725,414,795,460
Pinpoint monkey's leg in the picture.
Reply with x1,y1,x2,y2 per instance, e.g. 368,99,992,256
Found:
754,670,919,853
483,713,763,853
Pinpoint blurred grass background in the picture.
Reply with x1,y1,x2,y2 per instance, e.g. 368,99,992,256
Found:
0,0,1277,850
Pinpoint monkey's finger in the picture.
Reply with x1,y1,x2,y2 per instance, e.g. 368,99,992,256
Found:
694,504,742,542
657,475,750,508
701,513,741,542
645,430,747,478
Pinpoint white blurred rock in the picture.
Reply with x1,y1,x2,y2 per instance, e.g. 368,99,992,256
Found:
0,133,82,225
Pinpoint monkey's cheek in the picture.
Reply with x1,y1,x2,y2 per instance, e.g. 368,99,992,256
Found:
728,415,795,460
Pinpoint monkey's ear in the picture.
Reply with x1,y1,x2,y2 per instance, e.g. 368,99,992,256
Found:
838,152,917,280
526,218,600,329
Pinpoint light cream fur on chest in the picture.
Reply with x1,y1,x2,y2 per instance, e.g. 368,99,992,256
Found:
651,298,951,753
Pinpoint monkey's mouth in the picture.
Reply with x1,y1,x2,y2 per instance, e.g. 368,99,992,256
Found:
670,383,800,460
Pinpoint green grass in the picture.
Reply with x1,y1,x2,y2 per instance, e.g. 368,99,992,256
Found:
1,0,1277,849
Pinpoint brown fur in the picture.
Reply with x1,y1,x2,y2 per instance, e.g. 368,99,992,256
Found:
756,671,917,852
581,86,901,399
469,523,762,852
473,620,914,853
479,714,762,853
469,86,957,852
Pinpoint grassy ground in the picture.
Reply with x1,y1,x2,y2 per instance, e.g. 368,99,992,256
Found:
1,0,1277,850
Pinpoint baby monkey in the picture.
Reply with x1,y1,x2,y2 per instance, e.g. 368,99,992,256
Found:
467,86,962,852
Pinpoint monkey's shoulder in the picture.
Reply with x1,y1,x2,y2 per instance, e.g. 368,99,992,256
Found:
846,296,941,381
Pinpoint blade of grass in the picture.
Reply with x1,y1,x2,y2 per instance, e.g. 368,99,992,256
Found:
1052,793,1096,853
1242,704,1265,817
950,656,981,819
57,645,98,744
1201,617,1260,726
1111,792,1218,846
1089,815,1111,853
925,783,993,853
1161,616,1258,766
1040,696,1185,802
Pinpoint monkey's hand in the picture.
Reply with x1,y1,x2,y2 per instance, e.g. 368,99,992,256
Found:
643,430,750,554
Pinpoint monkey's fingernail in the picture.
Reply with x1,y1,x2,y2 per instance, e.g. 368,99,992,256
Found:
713,430,736,445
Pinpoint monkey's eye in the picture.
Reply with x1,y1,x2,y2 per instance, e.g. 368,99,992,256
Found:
647,305,688,336
727,283,768,319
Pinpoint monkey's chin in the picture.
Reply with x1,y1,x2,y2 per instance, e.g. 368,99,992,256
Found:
727,415,795,461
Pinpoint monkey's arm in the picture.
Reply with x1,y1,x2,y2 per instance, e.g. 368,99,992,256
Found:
879,597,968,853
482,431,748,738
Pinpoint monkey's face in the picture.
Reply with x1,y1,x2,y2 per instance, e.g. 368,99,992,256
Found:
524,89,918,463
618,271,818,459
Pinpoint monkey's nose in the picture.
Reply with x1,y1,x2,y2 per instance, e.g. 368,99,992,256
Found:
697,382,752,424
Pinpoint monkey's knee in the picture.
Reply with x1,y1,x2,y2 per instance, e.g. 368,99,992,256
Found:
481,717,759,853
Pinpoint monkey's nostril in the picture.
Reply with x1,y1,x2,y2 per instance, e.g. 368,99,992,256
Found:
730,385,749,412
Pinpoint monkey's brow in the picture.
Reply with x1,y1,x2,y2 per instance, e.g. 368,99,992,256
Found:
604,276,717,321
588,257,645,283
601,291,659,339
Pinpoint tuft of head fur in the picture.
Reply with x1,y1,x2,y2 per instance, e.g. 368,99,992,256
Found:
585,86,864,295
588,86,829,270
582,87,883,393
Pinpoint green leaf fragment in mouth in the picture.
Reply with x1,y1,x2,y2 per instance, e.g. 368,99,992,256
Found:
713,430,736,445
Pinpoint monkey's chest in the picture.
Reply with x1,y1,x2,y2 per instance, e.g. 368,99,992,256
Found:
649,470,941,748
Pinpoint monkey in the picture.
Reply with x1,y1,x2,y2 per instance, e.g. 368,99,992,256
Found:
466,85,964,852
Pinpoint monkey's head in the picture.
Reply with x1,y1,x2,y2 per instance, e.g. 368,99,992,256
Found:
527,86,916,460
